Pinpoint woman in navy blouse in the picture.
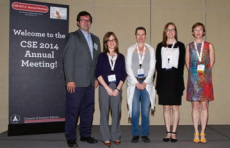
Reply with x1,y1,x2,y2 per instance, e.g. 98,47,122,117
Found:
95,32,126,146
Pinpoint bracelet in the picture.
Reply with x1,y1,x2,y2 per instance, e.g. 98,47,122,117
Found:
116,88,120,92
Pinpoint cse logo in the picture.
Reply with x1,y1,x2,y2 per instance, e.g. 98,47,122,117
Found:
20,41,38,48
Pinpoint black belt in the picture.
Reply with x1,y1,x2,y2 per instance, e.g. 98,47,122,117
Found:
136,77,146,81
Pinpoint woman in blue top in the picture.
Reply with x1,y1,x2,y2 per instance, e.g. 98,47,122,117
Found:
95,32,126,146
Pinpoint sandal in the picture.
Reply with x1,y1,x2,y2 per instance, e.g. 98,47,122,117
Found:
103,141,111,146
193,133,200,143
114,140,121,145
171,132,177,142
163,131,171,142
200,133,207,144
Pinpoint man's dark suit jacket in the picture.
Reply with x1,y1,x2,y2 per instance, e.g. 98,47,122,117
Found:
63,29,101,87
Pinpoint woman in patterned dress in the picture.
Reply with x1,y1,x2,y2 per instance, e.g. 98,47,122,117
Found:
185,22,215,144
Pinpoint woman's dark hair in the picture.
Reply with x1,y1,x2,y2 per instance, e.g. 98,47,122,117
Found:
135,27,146,35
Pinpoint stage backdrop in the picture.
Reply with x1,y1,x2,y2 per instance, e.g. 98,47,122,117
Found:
8,0,69,136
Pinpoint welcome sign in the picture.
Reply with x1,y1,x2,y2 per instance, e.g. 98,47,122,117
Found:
8,0,69,136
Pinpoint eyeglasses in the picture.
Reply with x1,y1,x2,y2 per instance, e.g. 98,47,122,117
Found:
194,29,203,32
107,39,116,43
80,19,91,23
167,28,176,32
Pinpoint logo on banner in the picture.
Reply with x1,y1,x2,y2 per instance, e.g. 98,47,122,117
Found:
12,2,49,13
50,6,67,20
10,114,21,124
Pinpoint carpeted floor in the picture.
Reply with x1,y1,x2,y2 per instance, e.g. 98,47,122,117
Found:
0,125,230,148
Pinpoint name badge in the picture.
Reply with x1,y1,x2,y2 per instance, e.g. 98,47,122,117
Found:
108,74,116,82
137,68,144,77
94,43,98,50
197,64,205,73
166,63,172,70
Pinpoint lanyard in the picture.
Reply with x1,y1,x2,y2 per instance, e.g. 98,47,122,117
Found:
166,42,176,61
107,53,117,72
136,43,146,68
194,41,204,62
167,41,176,50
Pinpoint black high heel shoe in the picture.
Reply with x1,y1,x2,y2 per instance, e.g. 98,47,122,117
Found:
163,131,171,142
170,132,178,142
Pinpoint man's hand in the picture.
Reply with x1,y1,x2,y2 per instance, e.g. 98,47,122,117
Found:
94,80,99,89
67,82,76,93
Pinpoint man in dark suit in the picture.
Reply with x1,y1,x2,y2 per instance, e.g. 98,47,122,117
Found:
63,11,101,147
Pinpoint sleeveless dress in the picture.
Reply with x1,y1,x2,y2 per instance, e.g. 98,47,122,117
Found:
186,41,214,102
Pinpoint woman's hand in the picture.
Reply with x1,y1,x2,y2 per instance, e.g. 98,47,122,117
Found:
136,82,146,90
112,89,119,96
106,87,113,96
135,83,142,90
140,82,147,90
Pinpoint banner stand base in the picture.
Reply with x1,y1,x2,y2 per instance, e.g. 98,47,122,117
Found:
8,122,65,136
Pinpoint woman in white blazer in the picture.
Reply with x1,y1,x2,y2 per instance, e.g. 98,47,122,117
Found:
126,27,156,143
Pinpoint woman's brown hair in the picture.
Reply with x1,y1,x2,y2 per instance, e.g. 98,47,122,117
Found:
192,22,206,37
162,22,178,47
103,32,119,54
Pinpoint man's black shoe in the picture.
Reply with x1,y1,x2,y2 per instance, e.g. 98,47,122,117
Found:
141,136,150,143
67,139,78,147
80,136,98,144
131,136,139,143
